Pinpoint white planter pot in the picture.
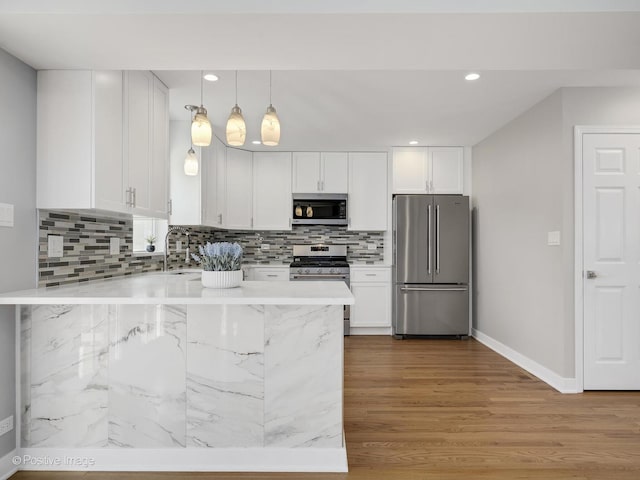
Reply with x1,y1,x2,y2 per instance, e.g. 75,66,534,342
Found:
201,270,243,289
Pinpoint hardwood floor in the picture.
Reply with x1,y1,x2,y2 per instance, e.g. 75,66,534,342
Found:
11,336,640,480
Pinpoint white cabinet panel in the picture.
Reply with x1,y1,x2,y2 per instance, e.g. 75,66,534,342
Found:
392,146,464,195
429,147,464,194
292,152,321,193
202,136,227,227
351,268,391,283
94,71,125,212
321,152,348,193
251,267,290,281
225,148,253,230
348,152,388,231
292,152,348,193
37,70,126,212
150,76,169,217
125,70,153,215
350,283,391,328
253,152,292,230
392,147,428,194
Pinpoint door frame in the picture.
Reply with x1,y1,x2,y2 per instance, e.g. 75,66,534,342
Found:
573,125,640,392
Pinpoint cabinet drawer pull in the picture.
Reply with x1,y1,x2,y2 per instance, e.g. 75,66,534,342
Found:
365,273,377,277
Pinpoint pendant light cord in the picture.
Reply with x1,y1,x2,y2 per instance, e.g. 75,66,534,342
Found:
235,70,238,105
200,70,204,106
269,70,272,105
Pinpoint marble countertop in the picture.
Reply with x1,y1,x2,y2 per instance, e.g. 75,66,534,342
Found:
0,272,355,305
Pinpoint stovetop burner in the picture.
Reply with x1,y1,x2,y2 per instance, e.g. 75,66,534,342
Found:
290,258,349,268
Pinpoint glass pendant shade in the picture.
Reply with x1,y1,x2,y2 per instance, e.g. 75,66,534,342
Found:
191,107,212,147
184,148,199,176
226,105,246,146
261,104,280,146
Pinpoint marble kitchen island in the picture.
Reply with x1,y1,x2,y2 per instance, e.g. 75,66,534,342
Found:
0,273,354,472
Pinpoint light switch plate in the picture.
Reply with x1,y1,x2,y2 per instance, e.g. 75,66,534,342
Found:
367,243,377,251
0,203,14,227
547,231,561,246
109,237,120,255
48,235,63,258
261,244,270,251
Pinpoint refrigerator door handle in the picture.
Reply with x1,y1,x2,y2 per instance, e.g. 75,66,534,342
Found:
427,204,431,274
400,287,468,292
436,204,440,274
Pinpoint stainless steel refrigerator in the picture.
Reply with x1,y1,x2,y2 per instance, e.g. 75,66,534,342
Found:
392,195,470,336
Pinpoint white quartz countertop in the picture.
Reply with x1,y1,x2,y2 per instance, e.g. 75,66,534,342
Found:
0,273,355,305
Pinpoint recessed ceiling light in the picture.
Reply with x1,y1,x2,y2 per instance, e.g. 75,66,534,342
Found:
252,140,262,145
409,140,419,145
465,73,480,81
203,73,219,82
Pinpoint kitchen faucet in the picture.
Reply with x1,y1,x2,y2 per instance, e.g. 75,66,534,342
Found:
164,227,191,272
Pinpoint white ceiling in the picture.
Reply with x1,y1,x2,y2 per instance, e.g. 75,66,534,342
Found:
2,1,640,149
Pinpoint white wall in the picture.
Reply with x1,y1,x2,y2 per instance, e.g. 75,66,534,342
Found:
0,48,37,460
472,87,640,381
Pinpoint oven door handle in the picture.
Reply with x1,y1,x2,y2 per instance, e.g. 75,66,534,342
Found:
290,274,349,281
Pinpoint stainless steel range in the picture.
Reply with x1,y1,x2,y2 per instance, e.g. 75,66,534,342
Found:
289,245,351,335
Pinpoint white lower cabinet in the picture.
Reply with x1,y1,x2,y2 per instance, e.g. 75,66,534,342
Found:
245,266,290,281
349,266,391,333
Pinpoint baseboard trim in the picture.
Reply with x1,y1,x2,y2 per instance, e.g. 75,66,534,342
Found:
0,449,19,480
17,447,348,472
349,327,392,336
471,329,579,394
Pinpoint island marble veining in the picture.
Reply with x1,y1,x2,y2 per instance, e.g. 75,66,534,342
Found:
19,299,345,451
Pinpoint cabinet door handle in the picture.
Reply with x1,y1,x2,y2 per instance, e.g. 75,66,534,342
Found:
266,274,278,278
125,188,131,207
436,204,440,274
365,273,377,277
132,188,137,208
168,199,172,215
321,180,324,191
425,180,429,193
317,180,321,191
218,213,222,224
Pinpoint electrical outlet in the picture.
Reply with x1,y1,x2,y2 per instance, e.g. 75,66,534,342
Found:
547,231,561,246
261,244,270,251
109,237,120,255
367,243,377,251
48,235,63,258
176,240,182,253
0,415,14,437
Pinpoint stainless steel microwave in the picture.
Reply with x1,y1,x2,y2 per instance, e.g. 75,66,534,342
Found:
292,194,348,225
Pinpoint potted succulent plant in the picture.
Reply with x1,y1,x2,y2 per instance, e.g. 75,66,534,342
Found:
191,241,243,288
145,235,156,253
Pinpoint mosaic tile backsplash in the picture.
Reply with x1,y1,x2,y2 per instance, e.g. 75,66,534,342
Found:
38,210,385,287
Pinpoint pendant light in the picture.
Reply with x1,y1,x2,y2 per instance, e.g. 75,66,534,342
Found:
191,71,212,147
184,105,199,176
226,71,246,146
261,70,280,146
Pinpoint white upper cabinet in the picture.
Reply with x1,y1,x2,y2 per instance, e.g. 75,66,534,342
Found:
292,152,348,193
429,147,464,194
348,152,388,231
37,70,170,218
124,71,170,218
392,146,464,194
203,136,227,228
37,70,126,212
253,152,292,230
225,148,253,230
320,152,349,193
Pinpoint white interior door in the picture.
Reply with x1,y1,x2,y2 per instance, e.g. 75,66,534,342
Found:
583,132,640,389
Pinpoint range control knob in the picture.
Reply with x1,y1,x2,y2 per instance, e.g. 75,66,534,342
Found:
316,268,322,274
297,268,303,274
304,269,310,274
330,268,335,274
